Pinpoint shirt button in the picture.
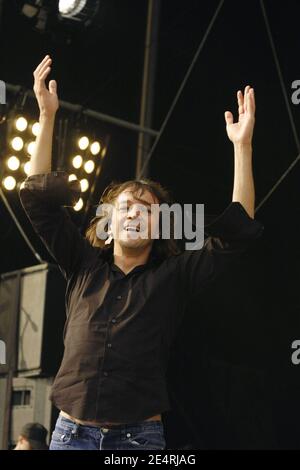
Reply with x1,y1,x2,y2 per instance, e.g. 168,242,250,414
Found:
103,371,108,377
111,318,117,323
116,295,122,300
107,343,112,348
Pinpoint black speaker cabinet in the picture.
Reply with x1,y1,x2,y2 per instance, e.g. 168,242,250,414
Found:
0,263,66,377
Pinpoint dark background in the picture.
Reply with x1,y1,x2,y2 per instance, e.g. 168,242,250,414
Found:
1,0,300,449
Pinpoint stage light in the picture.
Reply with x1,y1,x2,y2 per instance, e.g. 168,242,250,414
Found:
90,141,101,155
78,136,89,150
59,0,86,16
80,178,89,192
21,3,39,18
3,176,16,190
58,0,100,24
24,161,31,175
11,137,24,151
68,174,78,182
15,117,28,132
27,141,36,156
84,160,95,174
7,156,20,171
74,197,83,211
32,122,40,136
101,147,107,158
21,1,51,32
72,155,83,169
21,0,100,35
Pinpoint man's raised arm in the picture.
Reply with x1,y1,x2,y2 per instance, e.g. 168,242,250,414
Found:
225,85,256,219
171,85,263,306
19,56,95,280
29,54,59,176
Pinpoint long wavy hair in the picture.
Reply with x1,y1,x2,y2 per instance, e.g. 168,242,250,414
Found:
85,179,181,261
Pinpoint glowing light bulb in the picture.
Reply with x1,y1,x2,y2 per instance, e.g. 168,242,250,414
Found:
32,122,40,136
27,141,36,156
74,197,83,211
84,160,95,174
72,155,83,169
7,156,20,171
78,136,89,150
3,176,16,190
15,117,28,132
11,137,24,151
24,161,31,175
80,179,89,192
90,141,101,155
68,174,77,182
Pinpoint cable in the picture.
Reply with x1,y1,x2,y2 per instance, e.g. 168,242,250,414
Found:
260,0,300,153
6,83,159,137
137,0,225,179
255,153,300,213
255,1,300,213
0,187,44,264
81,3,202,108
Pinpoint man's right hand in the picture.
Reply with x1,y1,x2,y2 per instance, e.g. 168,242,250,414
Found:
33,55,59,118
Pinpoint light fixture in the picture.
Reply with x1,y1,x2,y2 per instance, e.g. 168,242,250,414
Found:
21,3,39,18
27,141,36,156
15,116,28,132
11,137,24,151
7,156,20,171
3,176,16,190
80,178,89,192
59,0,86,17
74,197,83,211
58,0,100,25
90,141,101,155
24,161,31,175
20,0,100,35
84,160,95,174
72,155,83,169
32,122,40,136
21,1,54,33
78,136,89,150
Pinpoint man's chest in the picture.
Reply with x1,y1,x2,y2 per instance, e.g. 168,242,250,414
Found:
66,263,182,326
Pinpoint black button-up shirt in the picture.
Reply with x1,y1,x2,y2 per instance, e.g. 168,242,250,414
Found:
19,171,264,423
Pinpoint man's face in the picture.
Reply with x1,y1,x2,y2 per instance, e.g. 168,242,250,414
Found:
110,187,160,250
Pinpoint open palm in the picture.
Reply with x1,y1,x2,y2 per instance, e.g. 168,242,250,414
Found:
225,85,255,145
33,55,59,117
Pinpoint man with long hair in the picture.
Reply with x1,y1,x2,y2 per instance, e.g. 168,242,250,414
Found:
19,55,263,450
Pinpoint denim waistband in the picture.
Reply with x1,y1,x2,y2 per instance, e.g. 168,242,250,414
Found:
58,413,163,432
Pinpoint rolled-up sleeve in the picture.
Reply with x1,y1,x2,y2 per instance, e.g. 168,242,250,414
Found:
19,171,96,280
175,201,264,299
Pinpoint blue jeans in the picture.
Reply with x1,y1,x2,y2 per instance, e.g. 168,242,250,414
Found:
49,414,166,450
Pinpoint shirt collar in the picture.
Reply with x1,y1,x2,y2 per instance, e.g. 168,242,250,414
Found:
101,245,159,273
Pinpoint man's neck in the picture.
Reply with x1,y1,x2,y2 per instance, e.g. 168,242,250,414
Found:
113,244,152,275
